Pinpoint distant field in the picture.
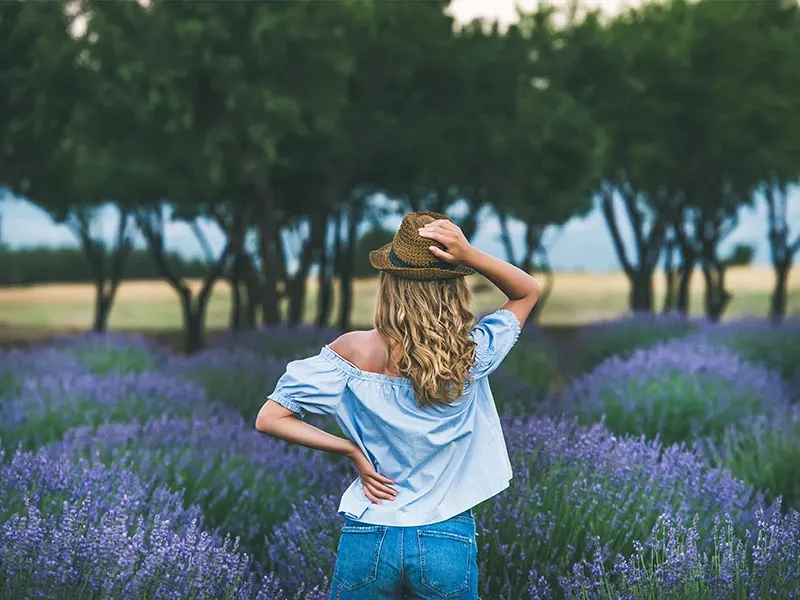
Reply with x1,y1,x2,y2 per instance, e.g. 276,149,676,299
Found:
0,267,797,341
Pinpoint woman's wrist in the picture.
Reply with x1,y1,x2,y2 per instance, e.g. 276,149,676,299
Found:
343,440,362,461
462,246,482,267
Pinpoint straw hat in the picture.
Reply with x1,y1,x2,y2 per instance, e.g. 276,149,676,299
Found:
368,212,475,280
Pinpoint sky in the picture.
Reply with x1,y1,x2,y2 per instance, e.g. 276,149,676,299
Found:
2,0,797,273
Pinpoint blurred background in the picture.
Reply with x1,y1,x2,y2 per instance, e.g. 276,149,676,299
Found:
0,0,798,352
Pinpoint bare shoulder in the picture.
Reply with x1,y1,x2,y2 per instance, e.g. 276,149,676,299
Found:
328,330,385,371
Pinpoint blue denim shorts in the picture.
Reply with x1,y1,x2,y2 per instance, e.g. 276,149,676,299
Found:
329,509,479,599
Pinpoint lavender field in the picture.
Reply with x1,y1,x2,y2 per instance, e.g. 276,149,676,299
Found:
1,315,799,600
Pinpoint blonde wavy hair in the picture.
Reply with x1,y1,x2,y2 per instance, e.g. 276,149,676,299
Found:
374,272,477,408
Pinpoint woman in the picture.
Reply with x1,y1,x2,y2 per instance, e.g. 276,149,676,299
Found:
255,212,541,599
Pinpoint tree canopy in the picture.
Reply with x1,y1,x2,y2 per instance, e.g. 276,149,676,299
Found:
1,0,798,347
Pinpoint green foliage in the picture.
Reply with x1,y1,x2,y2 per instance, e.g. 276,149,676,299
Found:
692,319,800,382
353,225,394,278
700,407,800,512
725,243,756,267
573,314,696,373
579,373,767,447
492,339,563,416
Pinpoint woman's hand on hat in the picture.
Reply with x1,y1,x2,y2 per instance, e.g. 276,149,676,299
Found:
417,219,473,265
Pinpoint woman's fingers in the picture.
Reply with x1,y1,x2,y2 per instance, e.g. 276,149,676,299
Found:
428,245,456,262
362,478,397,502
368,486,396,501
374,473,395,485
363,486,380,504
368,478,398,498
417,227,444,242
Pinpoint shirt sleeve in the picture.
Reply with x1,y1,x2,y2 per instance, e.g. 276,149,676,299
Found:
267,351,348,418
470,308,522,379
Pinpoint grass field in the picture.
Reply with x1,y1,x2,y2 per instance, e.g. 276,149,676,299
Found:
0,267,797,342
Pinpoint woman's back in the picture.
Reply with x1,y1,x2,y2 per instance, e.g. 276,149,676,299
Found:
268,308,521,526
256,212,541,599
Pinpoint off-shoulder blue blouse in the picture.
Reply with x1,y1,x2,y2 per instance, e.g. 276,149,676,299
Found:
267,308,521,526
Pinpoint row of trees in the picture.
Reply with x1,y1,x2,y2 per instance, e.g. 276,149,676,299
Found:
1,0,798,351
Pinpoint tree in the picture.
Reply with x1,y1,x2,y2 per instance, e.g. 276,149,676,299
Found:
354,225,394,279
753,2,800,322
557,8,673,313
486,8,601,321
653,0,798,321
1,1,135,332
78,0,355,349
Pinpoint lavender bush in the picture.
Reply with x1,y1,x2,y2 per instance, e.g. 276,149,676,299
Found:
266,493,342,590
562,340,788,445
51,415,352,569
570,312,697,374
0,372,223,451
51,331,169,374
171,348,289,420
208,324,341,359
698,405,800,512
0,348,82,397
262,417,760,600
689,317,800,384
557,508,800,600
0,447,263,599
492,333,563,415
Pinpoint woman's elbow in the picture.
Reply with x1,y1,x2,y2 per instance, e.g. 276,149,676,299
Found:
528,275,542,300
255,404,279,434
254,413,272,433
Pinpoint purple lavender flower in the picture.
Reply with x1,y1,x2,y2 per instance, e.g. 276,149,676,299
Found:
0,447,264,599
689,316,800,383
169,348,290,419
559,508,800,600
265,494,342,591
260,416,759,600
571,311,698,373
698,405,800,512
50,414,353,571
208,323,341,359
50,331,170,374
0,372,225,451
0,347,83,397
562,339,789,445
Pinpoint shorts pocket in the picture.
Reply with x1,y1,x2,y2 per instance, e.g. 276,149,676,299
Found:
333,524,387,591
418,529,473,598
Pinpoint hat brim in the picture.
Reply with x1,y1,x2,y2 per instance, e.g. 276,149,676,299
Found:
369,243,475,281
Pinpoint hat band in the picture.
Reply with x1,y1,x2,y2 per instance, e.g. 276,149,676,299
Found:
388,247,459,271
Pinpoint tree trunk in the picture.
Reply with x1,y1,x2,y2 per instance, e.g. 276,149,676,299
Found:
228,253,243,331
630,269,655,312
662,233,676,313
676,256,694,315
770,261,790,324
92,290,114,333
258,198,281,326
530,247,554,324
600,185,665,314
287,210,328,325
338,201,363,332
764,184,799,324
137,208,238,353
242,254,259,329
701,260,731,322
496,209,517,265
671,221,698,316
316,216,334,328
70,207,132,334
